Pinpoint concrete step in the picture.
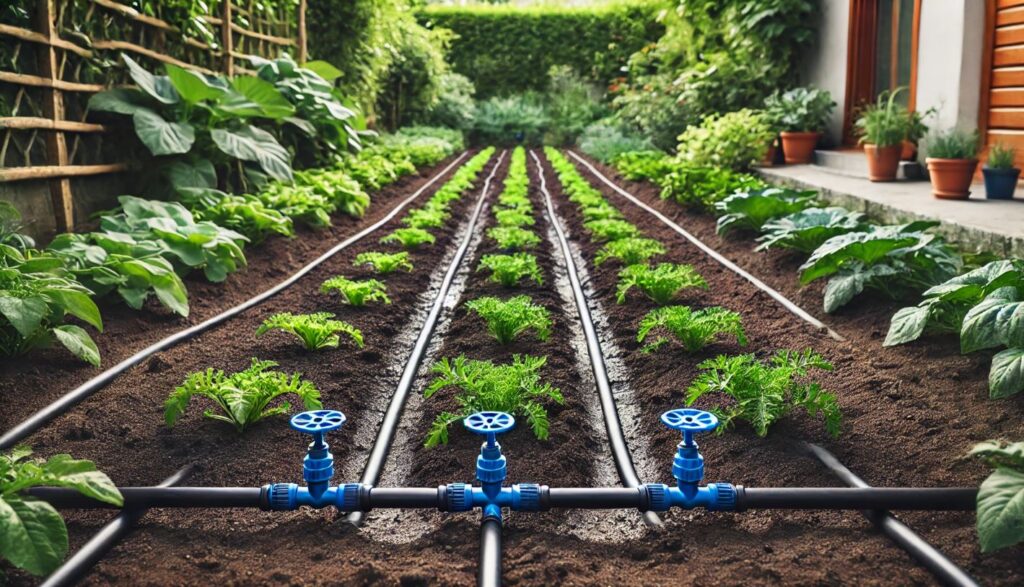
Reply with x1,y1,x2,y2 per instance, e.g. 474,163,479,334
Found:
812,149,924,181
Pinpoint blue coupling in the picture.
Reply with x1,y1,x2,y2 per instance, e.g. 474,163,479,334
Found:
639,482,737,511
447,483,473,512
263,483,298,511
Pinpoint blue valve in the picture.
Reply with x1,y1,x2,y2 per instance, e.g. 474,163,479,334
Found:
661,409,717,496
464,412,515,509
290,410,346,499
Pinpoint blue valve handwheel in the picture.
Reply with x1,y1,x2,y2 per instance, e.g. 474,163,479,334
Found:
661,409,717,433
464,411,515,435
290,410,346,434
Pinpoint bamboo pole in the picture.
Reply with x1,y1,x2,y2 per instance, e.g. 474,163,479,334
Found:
297,0,307,62
0,23,92,58
222,0,233,75
0,163,129,183
35,0,74,233
0,71,105,93
0,117,108,132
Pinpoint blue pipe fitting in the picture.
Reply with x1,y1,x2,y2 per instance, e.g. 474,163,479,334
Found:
289,410,346,499
642,482,738,511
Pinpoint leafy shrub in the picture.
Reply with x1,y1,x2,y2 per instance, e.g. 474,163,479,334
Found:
165,358,322,432
676,109,775,171
610,71,691,152
617,263,708,304
543,66,608,145
471,94,548,146
478,253,543,287
374,19,452,130
611,150,673,182
687,349,841,437
756,207,866,253
257,183,334,228
354,251,413,274
927,129,980,159
487,226,540,251
423,354,564,446
715,187,818,236
764,87,836,133
584,219,640,243
178,188,294,242
292,169,371,218
658,165,766,211
800,222,962,313
418,73,477,132
0,448,122,576
637,306,747,352
321,276,391,306
594,237,666,266
577,119,655,163
389,125,466,156
970,440,1024,552
465,295,551,344
381,228,436,249
256,312,363,351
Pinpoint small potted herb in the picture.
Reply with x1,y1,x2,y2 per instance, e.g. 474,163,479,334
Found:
764,87,836,165
925,129,979,199
982,143,1019,200
854,89,909,182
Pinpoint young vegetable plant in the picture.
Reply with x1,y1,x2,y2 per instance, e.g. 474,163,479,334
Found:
178,187,294,242
257,312,363,351
494,208,536,227
594,237,666,267
715,187,818,235
465,295,551,344
584,219,640,242
581,204,624,222
423,354,564,446
165,358,322,432
970,440,1024,553
402,207,449,230
354,251,413,274
478,253,543,287
320,276,390,306
617,263,708,304
686,349,841,437
381,228,436,249
0,448,123,576
487,226,540,250
756,207,866,253
637,306,746,352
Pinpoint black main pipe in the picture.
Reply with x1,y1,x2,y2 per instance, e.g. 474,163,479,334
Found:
478,517,502,587
27,487,264,509
736,487,977,511
0,153,469,451
39,465,194,587
369,488,442,509
545,487,645,509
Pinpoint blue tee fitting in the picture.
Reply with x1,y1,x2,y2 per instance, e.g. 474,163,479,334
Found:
644,482,737,511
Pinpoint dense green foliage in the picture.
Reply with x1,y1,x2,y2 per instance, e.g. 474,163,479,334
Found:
595,237,666,267
970,440,1024,553
715,187,818,235
617,263,707,305
638,306,747,353
465,295,551,344
658,165,766,211
763,87,835,133
478,253,544,287
256,312,363,351
756,208,866,253
676,109,774,170
320,276,391,306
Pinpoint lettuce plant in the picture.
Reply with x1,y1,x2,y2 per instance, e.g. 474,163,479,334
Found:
611,150,673,182
257,183,335,228
165,358,322,432
657,165,766,211
494,209,535,228
715,187,818,235
292,169,370,218
478,253,543,287
354,251,413,274
465,295,551,344
177,188,294,242
256,312,363,351
584,219,640,242
381,228,436,249
594,237,665,266
487,226,540,251
970,440,1024,553
403,207,449,230
581,204,624,222
756,207,866,253
320,276,390,306
423,354,564,446
637,306,747,352
0,448,122,576
617,263,707,305
686,349,841,437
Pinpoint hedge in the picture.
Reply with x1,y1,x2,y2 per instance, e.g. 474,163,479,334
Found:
416,2,664,98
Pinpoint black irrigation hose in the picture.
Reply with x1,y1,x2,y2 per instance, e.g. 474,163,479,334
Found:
478,517,502,587
734,487,977,511
27,487,264,509
564,150,846,343
0,153,471,451
39,465,194,587
347,149,508,526
530,150,662,529
807,443,981,587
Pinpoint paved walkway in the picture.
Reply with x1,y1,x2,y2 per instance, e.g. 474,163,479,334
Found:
759,164,1024,257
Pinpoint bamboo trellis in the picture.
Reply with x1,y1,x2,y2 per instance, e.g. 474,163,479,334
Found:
0,0,307,233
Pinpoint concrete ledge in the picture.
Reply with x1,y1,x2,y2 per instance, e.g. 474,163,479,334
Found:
758,164,1024,258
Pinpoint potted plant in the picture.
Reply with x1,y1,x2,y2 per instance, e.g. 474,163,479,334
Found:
902,108,931,161
854,89,909,181
925,129,979,199
764,87,836,164
982,143,1020,200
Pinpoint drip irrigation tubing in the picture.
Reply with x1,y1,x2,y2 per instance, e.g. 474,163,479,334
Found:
530,149,662,528
565,150,845,343
346,149,508,526
0,152,471,451
39,465,194,587
478,518,502,587
806,443,981,587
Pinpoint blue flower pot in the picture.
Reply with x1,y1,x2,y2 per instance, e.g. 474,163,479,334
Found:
982,166,1020,200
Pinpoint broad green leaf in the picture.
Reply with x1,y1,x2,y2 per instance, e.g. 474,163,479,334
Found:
229,76,294,119
41,455,123,506
800,231,919,285
977,467,1024,552
0,496,67,576
87,88,150,115
165,64,226,104
961,289,1024,353
884,304,933,346
122,55,179,105
990,348,1024,399
823,272,865,313
164,159,217,191
52,325,100,366
303,60,343,81
0,295,47,338
47,289,102,330
152,277,190,317
132,108,195,156
210,126,292,180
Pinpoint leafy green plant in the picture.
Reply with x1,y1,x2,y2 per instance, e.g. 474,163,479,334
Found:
686,349,841,437
471,95,548,146
257,182,334,228
987,143,1016,170
423,355,564,446
764,87,835,133
756,207,866,253
403,207,449,229
381,228,436,249
0,448,122,576
617,263,708,304
256,312,363,351
970,440,1024,552
577,119,656,163
584,219,640,242
854,87,921,147
354,251,413,274
594,238,666,267
478,253,543,287
487,226,540,251
292,169,370,218
676,109,775,171
165,358,322,432
611,150,673,182
581,205,624,222
465,295,551,344
637,306,747,352
657,165,766,211
800,222,962,313
927,129,979,159
715,187,818,235
494,208,535,228
0,246,102,365
320,276,391,306
177,188,294,242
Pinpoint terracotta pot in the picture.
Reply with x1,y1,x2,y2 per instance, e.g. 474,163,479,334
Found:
925,158,979,199
863,144,902,182
900,139,917,161
758,143,778,167
780,131,821,164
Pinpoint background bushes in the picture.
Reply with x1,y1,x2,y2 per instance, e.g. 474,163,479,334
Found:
416,2,664,98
